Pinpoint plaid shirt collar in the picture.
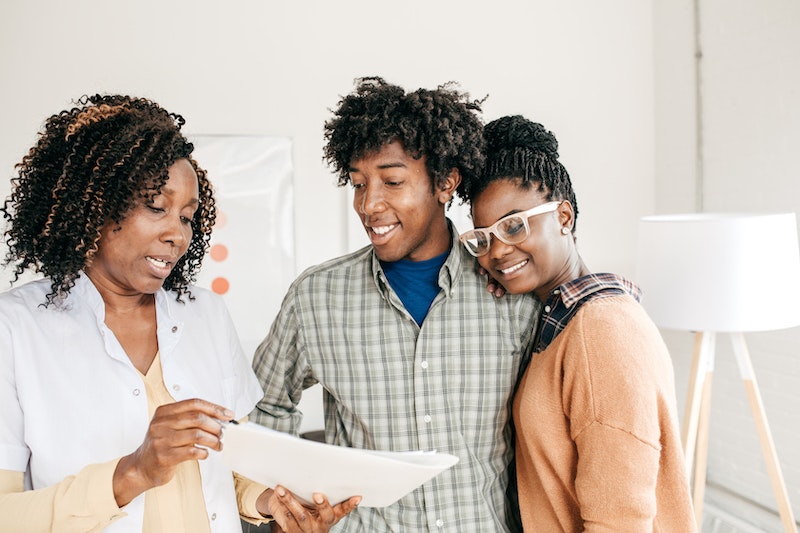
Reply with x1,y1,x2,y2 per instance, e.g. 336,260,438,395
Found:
535,273,641,352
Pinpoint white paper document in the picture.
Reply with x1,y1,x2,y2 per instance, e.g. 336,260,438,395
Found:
221,422,459,507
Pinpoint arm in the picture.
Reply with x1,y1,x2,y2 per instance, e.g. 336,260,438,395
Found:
249,288,313,435
0,464,125,532
567,303,669,531
573,424,660,530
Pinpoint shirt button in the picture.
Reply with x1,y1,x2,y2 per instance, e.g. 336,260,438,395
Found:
132,389,140,396
173,384,181,392
421,361,429,369
424,414,432,423
544,305,551,313
171,326,178,333
436,519,444,527
554,289,560,294
210,512,217,521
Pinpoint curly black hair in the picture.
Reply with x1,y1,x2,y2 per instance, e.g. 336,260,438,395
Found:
459,115,579,232
1,94,215,305
323,76,486,193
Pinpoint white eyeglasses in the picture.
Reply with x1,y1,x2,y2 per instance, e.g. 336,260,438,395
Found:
459,201,561,257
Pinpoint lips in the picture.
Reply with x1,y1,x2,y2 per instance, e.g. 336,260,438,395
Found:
145,255,175,277
370,223,397,236
497,259,529,276
366,221,399,244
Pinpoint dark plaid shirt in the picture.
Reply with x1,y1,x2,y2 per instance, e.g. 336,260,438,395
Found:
535,273,641,353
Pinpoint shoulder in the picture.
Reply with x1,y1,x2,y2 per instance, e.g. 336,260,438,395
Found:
289,246,373,290
575,295,657,335
0,278,53,314
566,295,669,369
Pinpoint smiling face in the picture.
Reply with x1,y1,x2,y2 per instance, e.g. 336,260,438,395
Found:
471,178,579,301
86,158,200,297
349,141,459,262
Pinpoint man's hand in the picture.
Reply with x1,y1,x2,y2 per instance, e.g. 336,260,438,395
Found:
260,485,361,533
478,266,506,298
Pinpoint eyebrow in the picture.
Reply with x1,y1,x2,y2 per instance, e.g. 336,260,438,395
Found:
348,161,408,173
159,185,200,207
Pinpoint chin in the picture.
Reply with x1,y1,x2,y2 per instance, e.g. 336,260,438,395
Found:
500,277,536,296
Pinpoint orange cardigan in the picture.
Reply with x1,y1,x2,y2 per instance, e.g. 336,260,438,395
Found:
514,295,696,532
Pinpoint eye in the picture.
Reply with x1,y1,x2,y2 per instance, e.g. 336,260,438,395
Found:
499,217,526,237
147,205,165,214
351,181,365,190
180,216,193,225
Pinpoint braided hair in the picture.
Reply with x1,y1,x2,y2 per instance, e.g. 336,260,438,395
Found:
1,94,215,305
458,114,579,233
323,76,486,193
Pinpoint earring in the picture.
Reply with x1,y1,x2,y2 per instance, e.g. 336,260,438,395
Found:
561,227,570,235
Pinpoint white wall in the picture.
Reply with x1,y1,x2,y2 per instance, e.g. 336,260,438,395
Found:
654,0,800,531
0,0,654,280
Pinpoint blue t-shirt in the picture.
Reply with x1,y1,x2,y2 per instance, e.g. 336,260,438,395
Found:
380,250,449,325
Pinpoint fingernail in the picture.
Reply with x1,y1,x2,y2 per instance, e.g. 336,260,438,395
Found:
314,494,324,504
276,486,286,497
223,409,234,418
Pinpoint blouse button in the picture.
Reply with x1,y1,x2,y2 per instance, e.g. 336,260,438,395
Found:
132,389,141,396
421,361,429,369
171,326,178,333
210,512,217,521
424,414,432,423
544,305,551,313
173,384,181,392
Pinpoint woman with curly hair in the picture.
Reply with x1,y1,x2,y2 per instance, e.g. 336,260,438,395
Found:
249,78,539,532
0,95,357,532
457,115,696,532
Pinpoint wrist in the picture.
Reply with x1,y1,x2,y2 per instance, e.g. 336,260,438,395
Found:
112,453,150,507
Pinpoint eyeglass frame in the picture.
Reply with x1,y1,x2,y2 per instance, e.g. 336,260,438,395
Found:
459,201,562,257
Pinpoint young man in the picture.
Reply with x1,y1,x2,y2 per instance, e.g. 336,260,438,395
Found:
250,77,539,532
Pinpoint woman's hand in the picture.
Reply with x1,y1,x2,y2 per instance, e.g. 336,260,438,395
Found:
261,485,361,533
112,399,233,506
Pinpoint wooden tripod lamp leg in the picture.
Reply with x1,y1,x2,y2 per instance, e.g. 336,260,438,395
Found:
730,332,797,533
681,332,715,528
683,332,710,474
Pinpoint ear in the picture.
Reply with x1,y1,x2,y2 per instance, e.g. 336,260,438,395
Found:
557,200,576,231
437,168,462,205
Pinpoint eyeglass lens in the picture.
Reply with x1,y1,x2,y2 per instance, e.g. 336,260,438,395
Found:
464,214,528,256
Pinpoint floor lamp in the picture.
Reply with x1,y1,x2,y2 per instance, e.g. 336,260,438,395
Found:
636,212,800,533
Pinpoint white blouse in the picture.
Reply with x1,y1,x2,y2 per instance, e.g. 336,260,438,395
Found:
0,274,263,532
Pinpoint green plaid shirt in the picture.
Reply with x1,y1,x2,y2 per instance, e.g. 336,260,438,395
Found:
251,224,539,532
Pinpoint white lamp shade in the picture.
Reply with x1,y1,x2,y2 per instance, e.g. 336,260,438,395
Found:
636,212,800,332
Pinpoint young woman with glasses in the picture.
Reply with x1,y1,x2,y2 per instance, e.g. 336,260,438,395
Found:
457,115,696,532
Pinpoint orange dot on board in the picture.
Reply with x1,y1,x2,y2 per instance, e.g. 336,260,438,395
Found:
210,244,229,262
211,277,230,295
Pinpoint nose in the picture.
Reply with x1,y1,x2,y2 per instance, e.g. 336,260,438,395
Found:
357,184,386,216
162,215,190,248
487,232,513,259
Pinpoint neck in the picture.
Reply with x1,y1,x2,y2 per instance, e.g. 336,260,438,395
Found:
534,254,590,303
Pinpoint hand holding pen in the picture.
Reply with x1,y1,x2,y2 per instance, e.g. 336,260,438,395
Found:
112,398,233,507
